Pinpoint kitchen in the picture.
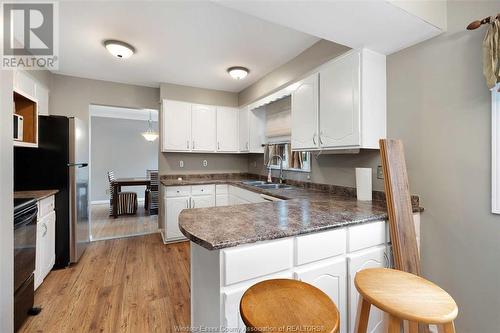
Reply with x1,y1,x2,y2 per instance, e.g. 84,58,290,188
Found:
1,1,499,333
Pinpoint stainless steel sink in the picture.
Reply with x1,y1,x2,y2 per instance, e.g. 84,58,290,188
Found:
253,183,293,190
242,180,267,186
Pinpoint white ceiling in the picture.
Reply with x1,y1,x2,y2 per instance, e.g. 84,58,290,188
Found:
217,0,443,55
55,1,319,91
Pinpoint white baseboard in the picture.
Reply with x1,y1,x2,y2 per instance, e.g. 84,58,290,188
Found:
91,198,145,205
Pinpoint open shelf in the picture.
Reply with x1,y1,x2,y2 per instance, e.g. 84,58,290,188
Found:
14,90,38,147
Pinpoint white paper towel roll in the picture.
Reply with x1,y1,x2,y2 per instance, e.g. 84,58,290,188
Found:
356,168,372,201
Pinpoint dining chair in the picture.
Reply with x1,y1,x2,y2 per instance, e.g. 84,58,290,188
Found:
107,171,138,216
145,169,159,215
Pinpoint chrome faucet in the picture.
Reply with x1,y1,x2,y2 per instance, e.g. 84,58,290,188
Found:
267,155,284,184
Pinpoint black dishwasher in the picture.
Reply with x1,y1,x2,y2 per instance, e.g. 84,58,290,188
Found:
14,198,37,331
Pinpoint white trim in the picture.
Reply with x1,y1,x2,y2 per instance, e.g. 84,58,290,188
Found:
89,104,158,122
492,85,500,213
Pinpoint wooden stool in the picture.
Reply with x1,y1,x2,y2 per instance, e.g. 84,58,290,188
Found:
240,279,340,333
354,268,458,333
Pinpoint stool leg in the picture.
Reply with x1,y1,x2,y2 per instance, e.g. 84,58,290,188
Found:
403,321,418,333
438,322,455,333
354,296,371,333
388,315,402,333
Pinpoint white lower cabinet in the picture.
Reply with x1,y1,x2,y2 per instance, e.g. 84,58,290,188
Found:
191,195,215,209
35,197,56,290
347,245,388,333
294,257,347,333
165,196,190,241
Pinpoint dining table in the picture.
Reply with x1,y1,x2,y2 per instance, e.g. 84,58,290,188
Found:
112,177,151,218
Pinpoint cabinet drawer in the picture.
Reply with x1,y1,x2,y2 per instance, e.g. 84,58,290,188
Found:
38,195,55,219
295,228,346,265
191,184,215,196
347,220,386,252
165,186,191,197
222,238,293,286
216,184,228,194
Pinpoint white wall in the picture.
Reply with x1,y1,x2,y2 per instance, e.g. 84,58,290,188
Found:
91,116,158,202
0,70,14,333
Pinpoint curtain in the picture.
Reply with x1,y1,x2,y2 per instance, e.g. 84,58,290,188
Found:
264,143,303,169
483,17,500,90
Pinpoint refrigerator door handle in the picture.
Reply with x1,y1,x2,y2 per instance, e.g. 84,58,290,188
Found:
67,163,88,168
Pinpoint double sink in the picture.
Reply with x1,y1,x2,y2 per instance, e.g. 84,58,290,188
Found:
242,180,294,190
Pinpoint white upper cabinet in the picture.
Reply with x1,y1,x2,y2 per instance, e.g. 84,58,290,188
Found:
248,106,266,153
162,100,191,152
290,49,386,151
217,107,239,152
291,73,319,150
238,107,249,152
320,51,361,148
35,84,49,116
14,70,36,98
191,104,216,152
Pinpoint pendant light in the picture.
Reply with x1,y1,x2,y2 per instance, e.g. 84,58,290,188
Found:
142,111,158,142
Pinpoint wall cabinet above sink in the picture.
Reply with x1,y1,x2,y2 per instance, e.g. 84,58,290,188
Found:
291,49,386,151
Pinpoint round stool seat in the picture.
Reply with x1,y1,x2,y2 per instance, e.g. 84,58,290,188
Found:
355,268,458,324
240,279,340,333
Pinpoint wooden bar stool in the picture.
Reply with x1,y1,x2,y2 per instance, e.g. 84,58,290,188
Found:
240,279,340,333
354,268,458,333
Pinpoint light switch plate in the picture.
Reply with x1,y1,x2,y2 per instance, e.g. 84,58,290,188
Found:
203,160,208,167
179,160,184,168
377,165,384,179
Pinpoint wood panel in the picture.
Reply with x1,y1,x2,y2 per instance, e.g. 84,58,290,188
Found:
379,139,420,275
14,91,37,143
19,234,190,333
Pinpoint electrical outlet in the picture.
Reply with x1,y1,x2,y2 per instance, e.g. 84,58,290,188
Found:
252,161,257,168
203,160,208,167
377,165,384,179
179,160,184,168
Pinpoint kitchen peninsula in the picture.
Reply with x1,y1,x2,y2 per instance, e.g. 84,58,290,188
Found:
161,174,422,333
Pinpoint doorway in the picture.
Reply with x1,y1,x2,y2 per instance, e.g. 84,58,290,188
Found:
88,105,159,241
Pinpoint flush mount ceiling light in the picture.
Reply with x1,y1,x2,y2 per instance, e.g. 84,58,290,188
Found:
227,66,249,80
104,40,135,59
142,110,158,142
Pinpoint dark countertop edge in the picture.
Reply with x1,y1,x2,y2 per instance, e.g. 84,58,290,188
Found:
14,189,59,201
181,212,389,251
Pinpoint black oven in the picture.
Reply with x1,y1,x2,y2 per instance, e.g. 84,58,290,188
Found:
14,198,37,332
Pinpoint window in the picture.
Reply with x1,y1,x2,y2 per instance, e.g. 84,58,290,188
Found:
265,143,311,172
492,86,500,213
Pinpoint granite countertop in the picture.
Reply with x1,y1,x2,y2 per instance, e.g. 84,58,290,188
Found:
162,174,422,250
14,189,59,201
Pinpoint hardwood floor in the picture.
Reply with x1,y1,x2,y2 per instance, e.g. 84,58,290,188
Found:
90,203,158,240
20,234,191,333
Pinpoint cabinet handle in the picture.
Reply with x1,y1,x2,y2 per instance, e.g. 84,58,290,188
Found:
192,141,195,149
192,199,195,208
186,199,189,208
246,142,249,150
319,132,324,145
312,133,317,145
42,223,48,237
217,142,220,150
187,140,189,149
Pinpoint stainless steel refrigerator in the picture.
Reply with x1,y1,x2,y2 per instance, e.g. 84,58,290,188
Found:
14,116,90,267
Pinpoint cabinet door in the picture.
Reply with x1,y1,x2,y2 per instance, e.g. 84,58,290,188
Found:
248,107,266,153
36,85,49,116
319,51,361,148
14,70,36,98
347,246,388,333
165,196,189,241
162,100,191,151
294,257,347,333
217,107,239,152
238,108,249,152
190,195,215,209
43,211,56,277
35,221,46,290
216,194,229,207
192,104,216,152
291,73,319,150
222,286,247,331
